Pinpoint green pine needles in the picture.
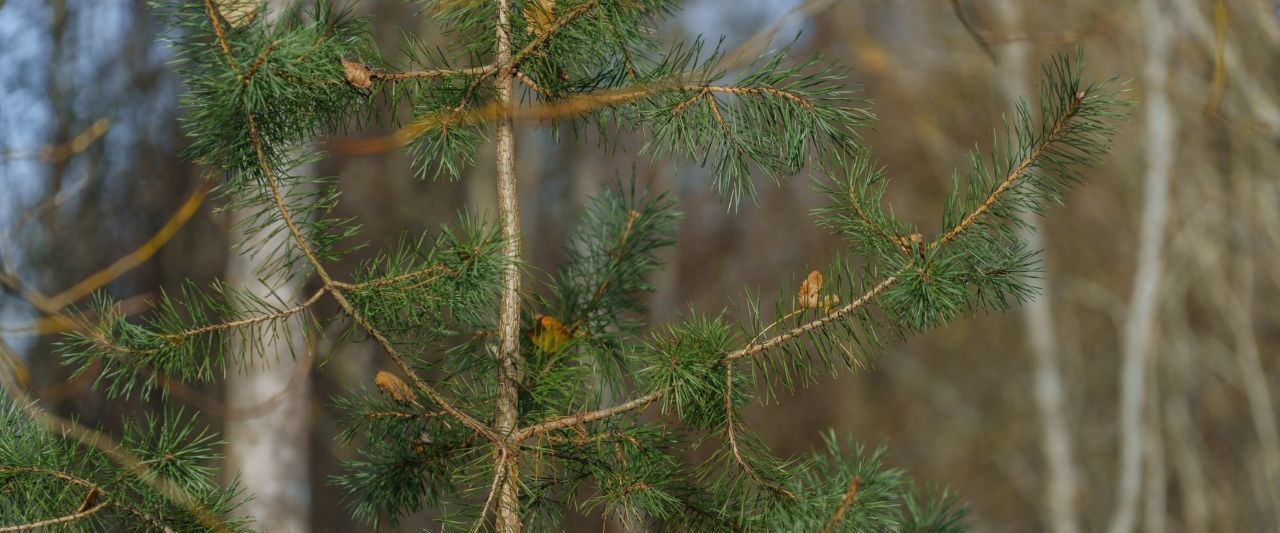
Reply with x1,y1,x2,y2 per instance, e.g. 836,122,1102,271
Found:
0,0,1128,531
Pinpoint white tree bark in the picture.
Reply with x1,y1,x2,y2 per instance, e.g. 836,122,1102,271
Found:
990,3,1080,533
223,3,311,530
224,230,311,532
1109,1,1177,531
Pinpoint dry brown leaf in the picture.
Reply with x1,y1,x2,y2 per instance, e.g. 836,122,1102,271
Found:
375,370,415,404
797,270,823,309
525,0,557,38
531,315,571,353
342,58,373,89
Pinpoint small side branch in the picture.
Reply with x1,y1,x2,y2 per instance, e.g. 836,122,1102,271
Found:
0,501,109,532
932,89,1086,248
723,364,796,500
157,287,325,342
200,0,237,71
820,475,863,533
725,275,899,362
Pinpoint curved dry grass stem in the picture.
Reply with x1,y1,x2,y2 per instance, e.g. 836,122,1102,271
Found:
44,179,212,310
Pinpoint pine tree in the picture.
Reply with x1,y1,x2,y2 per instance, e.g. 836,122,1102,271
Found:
0,0,1127,531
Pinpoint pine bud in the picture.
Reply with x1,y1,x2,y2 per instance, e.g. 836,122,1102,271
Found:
342,58,373,90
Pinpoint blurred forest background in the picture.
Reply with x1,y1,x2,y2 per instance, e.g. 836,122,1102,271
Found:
1,0,1278,531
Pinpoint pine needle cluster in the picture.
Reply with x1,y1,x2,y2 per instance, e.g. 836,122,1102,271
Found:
0,0,1127,531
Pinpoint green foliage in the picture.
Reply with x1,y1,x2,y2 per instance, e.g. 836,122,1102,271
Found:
0,0,1128,530
0,397,253,532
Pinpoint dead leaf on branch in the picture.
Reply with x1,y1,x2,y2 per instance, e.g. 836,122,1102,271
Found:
797,270,823,310
375,370,415,404
796,270,841,314
531,315,571,354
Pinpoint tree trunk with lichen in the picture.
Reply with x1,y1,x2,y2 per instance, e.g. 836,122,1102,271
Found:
493,0,523,531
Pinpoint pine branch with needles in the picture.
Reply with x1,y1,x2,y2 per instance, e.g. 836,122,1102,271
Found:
0,0,1127,531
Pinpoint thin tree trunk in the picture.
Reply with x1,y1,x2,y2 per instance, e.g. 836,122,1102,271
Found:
493,0,523,530
1164,334,1211,533
991,3,1080,532
1109,1,1176,531
1142,363,1166,533
223,3,311,530
224,232,310,532
1227,166,1280,529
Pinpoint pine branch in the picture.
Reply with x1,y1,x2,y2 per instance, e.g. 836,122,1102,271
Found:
154,287,324,342
0,500,109,532
371,65,496,82
933,89,1085,248
515,53,1123,445
0,466,177,532
247,114,499,442
200,0,237,70
820,475,862,533
723,364,796,500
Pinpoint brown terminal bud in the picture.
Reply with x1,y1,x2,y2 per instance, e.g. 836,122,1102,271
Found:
342,58,373,89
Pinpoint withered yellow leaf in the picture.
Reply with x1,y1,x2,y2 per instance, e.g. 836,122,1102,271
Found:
375,370,415,404
797,270,823,310
531,315,571,353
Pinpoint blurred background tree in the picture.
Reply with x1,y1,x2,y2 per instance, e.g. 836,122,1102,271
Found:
0,0,1277,531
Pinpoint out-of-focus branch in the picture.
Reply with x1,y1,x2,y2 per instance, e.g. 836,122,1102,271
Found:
1172,0,1280,134
43,179,213,310
991,2,1081,532
1109,0,1177,531
0,339,223,532
0,118,109,162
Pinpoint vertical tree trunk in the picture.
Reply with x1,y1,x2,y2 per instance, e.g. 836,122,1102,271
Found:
493,0,523,531
990,3,1081,532
1109,1,1177,531
224,231,311,532
223,3,311,531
